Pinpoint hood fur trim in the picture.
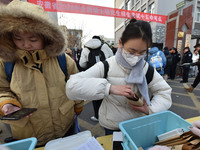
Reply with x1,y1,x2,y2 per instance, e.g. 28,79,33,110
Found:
0,0,66,61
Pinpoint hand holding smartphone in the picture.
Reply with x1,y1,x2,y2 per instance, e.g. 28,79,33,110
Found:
0,108,37,120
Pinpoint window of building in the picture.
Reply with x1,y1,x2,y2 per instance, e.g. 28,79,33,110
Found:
125,0,132,10
132,0,134,6
149,2,155,14
142,8,146,12
196,7,200,22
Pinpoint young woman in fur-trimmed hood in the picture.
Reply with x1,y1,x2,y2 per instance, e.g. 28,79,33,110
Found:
0,0,84,146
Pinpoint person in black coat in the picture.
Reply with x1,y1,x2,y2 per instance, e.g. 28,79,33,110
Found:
180,47,193,83
163,47,172,80
168,47,181,80
185,44,200,92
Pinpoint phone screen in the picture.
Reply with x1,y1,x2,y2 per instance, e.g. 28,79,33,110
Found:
0,108,37,120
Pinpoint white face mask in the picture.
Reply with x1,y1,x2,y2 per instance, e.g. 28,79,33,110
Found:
121,48,145,66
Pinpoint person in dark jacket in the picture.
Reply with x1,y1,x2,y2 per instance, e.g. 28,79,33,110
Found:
163,47,172,80
185,44,200,92
180,47,192,83
168,47,181,80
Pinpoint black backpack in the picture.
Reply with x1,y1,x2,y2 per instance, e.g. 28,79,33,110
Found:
86,44,105,69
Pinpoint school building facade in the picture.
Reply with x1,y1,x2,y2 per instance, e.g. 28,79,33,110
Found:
165,0,200,56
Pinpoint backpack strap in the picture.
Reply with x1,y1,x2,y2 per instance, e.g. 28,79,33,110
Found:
102,60,109,78
4,62,15,82
4,54,68,82
146,65,154,84
57,53,68,82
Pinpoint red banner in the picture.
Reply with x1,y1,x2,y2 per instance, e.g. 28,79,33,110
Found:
28,0,167,24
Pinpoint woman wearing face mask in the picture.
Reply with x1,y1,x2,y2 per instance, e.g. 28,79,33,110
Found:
66,19,172,135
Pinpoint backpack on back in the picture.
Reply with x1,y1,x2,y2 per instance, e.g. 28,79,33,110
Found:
86,45,105,69
149,51,163,71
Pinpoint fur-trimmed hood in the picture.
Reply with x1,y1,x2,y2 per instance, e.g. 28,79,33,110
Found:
0,0,66,61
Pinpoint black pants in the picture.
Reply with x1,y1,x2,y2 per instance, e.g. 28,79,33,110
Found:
182,67,190,82
92,100,102,119
192,72,200,88
169,65,177,79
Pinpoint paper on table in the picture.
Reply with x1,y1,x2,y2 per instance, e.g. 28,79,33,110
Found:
76,137,104,150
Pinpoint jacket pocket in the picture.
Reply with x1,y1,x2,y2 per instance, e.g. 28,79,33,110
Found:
59,100,75,130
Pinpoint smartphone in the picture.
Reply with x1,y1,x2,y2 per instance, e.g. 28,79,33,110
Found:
0,108,37,120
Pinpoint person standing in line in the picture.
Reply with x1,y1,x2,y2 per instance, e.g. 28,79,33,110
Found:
185,44,200,92
191,49,199,77
66,19,172,135
180,47,192,83
163,47,173,80
168,47,181,80
147,46,166,76
79,35,114,122
79,36,114,70
111,45,118,55
0,0,84,146
65,48,73,58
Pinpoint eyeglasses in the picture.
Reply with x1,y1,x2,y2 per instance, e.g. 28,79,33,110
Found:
123,47,147,56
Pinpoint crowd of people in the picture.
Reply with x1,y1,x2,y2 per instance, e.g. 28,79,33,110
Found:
146,45,198,85
0,0,200,148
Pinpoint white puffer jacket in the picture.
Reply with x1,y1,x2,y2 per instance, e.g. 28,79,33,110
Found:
79,39,114,68
66,56,172,130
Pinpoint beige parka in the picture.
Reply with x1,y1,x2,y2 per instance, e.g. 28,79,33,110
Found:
0,0,83,146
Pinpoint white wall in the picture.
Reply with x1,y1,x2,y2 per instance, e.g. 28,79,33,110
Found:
190,39,197,52
157,0,183,15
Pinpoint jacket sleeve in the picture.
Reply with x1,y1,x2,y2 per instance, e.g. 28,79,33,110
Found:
147,67,172,114
188,53,193,63
176,53,181,63
0,61,22,116
103,44,114,58
66,54,84,108
79,48,89,68
66,61,111,101
161,51,167,68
